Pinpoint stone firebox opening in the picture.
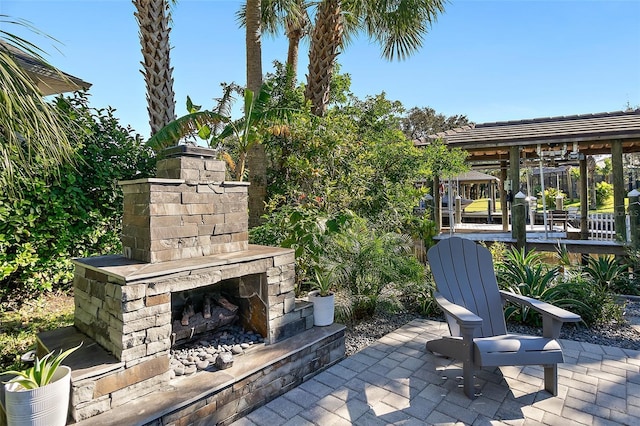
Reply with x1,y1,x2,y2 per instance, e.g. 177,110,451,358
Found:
170,273,268,346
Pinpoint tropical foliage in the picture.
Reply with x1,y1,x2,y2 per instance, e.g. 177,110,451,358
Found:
493,246,632,326
147,84,290,182
248,67,465,319
0,16,76,193
305,0,446,116
496,247,587,326
583,254,637,295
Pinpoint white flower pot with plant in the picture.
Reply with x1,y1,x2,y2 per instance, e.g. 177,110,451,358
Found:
308,265,335,326
2,343,81,426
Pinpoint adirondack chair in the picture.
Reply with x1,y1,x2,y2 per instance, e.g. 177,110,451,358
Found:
426,237,581,398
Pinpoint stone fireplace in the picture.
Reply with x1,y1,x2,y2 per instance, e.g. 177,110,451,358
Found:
36,146,345,425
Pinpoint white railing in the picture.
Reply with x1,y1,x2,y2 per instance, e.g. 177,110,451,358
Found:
588,213,631,241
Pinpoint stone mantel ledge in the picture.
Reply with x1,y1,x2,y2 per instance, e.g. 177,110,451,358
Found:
117,177,251,187
73,245,294,284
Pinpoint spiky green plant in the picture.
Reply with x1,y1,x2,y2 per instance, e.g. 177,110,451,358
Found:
583,255,629,293
498,246,587,325
3,343,81,390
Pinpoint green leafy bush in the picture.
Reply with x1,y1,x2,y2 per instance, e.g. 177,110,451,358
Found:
595,181,613,207
327,218,425,319
0,93,155,304
539,188,565,209
551,273,623,326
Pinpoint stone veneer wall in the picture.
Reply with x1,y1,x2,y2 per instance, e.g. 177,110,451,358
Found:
158,328,345,426
71,247,306,421
121,156,248,264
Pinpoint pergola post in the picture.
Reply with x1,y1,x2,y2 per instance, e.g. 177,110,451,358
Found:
509,146,520,230
629,189,640,249
612,140,627,241
433,175,441,233
512,191,527,249
500,161,508,231
579,155,588,240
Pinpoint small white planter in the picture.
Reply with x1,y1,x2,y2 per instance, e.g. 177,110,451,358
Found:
308,290,335,326
4,365,71,426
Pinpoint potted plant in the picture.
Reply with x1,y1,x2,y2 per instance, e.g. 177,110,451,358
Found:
1,343,81,426
307,265,336,326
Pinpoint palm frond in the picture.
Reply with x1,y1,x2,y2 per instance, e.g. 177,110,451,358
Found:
146,111,229,152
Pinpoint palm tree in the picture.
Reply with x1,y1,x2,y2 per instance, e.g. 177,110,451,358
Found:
244,0,267,227
238,0,309,85
238,0,307,226
133,0,176,136
305,0,446,116
0,15,75,192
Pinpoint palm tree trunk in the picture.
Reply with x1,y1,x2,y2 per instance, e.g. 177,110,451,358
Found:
305,0,343,117
133,0,176,137
245,0,266,227
286,28,302,84
245,0,263,94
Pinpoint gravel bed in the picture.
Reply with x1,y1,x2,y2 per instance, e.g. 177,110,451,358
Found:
344,300,640,356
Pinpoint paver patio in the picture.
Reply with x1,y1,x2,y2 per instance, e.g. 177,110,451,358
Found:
231,318,640,425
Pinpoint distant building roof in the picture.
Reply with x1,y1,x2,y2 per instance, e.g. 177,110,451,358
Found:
1,40,91,96
415,110,640,163
443,170,499,183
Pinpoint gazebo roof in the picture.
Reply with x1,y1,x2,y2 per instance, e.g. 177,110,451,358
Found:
1,40,91,96
416,109,640,163
443,170,499,183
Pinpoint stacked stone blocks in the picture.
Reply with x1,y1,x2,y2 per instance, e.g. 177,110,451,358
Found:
121,157,249,264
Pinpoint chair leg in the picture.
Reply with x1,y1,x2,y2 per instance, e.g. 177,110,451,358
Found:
543,364,558,396
463,360,475,399
460,326,476,399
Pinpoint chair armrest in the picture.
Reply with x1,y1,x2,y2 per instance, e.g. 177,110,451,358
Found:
499,290,581,323
434,292,483,328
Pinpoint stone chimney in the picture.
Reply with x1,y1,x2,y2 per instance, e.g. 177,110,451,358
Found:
120,146,249,263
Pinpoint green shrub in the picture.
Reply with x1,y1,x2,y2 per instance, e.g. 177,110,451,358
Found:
595,181,613,207
0,93,155,305
327,218,425,320
539,188,565,209
552,273,623,326
401,268,439,317
249,205,353,295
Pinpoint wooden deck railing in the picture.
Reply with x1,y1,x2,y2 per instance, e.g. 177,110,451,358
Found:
588,213,631,241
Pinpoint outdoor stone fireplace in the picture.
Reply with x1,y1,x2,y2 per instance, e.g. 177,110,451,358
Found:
36,146,345,425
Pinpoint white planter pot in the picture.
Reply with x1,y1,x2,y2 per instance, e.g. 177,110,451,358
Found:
4,365,71,426
308,290,335,326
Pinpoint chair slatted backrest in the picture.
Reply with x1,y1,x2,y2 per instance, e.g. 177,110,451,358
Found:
427,237,507,338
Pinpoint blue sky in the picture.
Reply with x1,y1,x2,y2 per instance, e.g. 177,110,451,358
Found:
3,0,640,138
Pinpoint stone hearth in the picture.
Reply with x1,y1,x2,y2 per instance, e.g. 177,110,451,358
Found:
36,146,345,425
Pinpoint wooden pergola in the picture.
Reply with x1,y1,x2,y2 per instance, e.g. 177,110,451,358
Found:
416,109,640,241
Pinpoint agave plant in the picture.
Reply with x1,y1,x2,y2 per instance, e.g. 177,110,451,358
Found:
3,343,81,390
499,246,587,325
583,255,629,293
